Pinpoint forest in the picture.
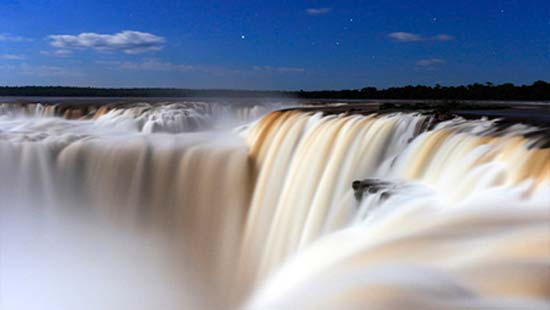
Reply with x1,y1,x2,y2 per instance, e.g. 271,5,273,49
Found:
0,81,548,100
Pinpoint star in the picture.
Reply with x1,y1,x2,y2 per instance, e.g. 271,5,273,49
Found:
500,9,505,13
432,17,438,22
335,41,341,46
241,35,246,39
349,18,354,22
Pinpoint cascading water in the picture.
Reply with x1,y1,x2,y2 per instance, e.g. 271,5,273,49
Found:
245,112,549,309
1,101,548,309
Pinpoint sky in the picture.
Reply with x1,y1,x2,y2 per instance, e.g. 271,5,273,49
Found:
0,0,549,90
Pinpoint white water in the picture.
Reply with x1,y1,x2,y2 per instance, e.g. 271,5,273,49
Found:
1,102,548,309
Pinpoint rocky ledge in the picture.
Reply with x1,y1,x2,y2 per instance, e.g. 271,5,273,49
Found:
352,178,399,202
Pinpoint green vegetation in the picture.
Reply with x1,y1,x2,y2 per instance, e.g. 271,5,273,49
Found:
0,81,548,100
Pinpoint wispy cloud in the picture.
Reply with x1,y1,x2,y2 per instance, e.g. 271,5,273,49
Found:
0,54,25,60
99,58,199,72
306,8,332,15
432,34,454,41
0,63,80,77
98,59,305,75
388,32,423,42
47,31,166,54
388,32,454,42
120,59,196,71
416,58,446,66
0,33,32,42
40,49,73,57
253,65,305,73
21,64,80,77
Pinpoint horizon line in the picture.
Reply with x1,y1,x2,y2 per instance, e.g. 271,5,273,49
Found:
1,80,548,93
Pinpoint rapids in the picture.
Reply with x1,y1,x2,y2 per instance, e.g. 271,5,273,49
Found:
0,101,548,309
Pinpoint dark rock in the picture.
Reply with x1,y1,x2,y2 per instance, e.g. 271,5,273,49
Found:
352,178,395,201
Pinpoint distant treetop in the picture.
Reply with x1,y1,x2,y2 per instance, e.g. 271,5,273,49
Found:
0,81,548,100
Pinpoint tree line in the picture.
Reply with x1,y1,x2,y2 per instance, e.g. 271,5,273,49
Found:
0,81,548,100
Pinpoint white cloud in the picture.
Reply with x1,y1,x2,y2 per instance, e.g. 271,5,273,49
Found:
47,31,166,54
99,58,198,72
389,32,454,42
306,8,332,15
254,66,305,73
0,54,25,60
40,49,73,57
388,32,424,42
0,33,32,42
120,59,195,71
98,59,304,75
416,58,446,66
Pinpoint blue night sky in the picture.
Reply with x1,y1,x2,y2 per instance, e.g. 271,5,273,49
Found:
0,0,549,90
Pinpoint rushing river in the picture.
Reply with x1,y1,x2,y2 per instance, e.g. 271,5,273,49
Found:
1,101,548,309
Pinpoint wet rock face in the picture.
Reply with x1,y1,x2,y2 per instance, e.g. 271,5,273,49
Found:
352,179,395,201
524,128,550,148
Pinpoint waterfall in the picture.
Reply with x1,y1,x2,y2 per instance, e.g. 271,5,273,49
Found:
1,116,254,309
1,103,548,309
0,101,279,132
245,112,549,309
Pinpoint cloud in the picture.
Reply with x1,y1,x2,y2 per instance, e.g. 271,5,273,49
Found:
94,60,123,66
0,33,32,42
47,31,166,54
120,59,195,71
0,63,80,77
99,59,304,75
416,58,445,66
20,64,80,77
388,32,423,42
306,8,332,15
98,58,199,72
254,66,305,73
40,49,73,57
0,54,25,60
432,34,454,41
388,32,454,42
